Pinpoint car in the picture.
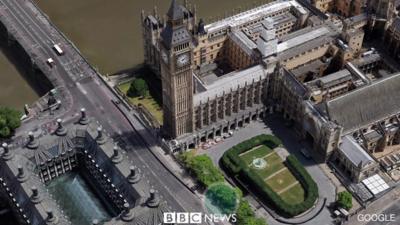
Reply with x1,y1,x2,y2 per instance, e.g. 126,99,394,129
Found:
300,148,311,159
46,58,55,67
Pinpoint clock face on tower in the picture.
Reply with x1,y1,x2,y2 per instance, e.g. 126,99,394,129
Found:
176,53,190,67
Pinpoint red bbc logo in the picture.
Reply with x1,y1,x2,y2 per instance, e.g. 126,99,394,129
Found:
163,212,202,224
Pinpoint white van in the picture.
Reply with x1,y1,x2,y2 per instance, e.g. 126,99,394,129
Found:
53,44,64,55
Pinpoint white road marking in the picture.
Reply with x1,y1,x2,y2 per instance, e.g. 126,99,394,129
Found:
75,82,87,95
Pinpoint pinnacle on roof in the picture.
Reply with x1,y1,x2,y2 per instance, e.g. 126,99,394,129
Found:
167,0,184,21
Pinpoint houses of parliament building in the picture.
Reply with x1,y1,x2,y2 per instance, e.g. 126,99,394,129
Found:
142,0,400,182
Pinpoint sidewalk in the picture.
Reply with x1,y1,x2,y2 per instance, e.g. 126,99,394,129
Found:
319,163,363,213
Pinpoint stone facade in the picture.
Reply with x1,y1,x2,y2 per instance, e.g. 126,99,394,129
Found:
142,1,400,186
312,0,363,17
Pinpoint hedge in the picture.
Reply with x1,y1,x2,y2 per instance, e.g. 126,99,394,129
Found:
221,135,318,218
222,134,282,174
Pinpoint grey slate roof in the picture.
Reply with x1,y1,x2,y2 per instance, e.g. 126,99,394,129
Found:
194,65,266,106
160,25,191,49
167,0,184,21
325,73,400,132
229,31,257,56
282,69,307,97
317,69,352,86
339,135,374,167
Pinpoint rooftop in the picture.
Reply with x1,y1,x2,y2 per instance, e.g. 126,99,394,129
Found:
277,26,331,52
339,135,375,168
194,65,266,106
204,0,306,34
324,73,400,132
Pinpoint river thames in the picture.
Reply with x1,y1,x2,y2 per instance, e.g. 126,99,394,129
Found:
0,0,266,108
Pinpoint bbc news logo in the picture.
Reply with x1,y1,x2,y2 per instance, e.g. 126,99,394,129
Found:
163,212,237,224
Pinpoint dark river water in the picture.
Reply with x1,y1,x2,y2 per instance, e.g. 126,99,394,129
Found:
0,0,263,108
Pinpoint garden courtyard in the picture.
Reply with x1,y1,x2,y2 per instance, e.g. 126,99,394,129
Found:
239,145,305,204
222,134,318,217
118,81,163,124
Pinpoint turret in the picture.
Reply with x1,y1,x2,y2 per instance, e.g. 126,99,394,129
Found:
197,18,206,35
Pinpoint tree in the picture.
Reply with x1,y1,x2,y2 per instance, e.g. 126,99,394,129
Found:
337,191,352,210
177,150,196,166
127,78,149,98
0,107,22,138
244,218,267,225
206,184,238,214
236,200,254,225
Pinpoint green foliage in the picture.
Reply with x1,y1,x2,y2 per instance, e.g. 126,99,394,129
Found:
236,200,254,225
236,200,267,225
127,78,149,97
181,154,224,187
206,184,238,214
221,135,318,218
177,150,196,166
0,107,22,138
234,187,243,199
244,218,267,225
337,191,352,210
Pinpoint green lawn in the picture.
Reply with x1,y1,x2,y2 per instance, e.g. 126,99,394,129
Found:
250,152,285,178
280,183,305,204
240,145,273,164
118,82,163,124
265,168,298,193
240,146,306,205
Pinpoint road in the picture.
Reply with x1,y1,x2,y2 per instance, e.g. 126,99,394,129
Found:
0,0,203,214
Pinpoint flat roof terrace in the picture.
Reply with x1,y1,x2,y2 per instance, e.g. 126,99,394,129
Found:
204,0,307,35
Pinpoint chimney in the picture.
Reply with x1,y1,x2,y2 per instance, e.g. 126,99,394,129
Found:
147,189,160,207
31,186,42,204
112,145,123,164
17,165,29,183
79,108,89,125
121,203,134,222
2,143,13,160
127,166,141,184
27,131,39,149
55,119,67,136
46,209,58,224
96,127,106,145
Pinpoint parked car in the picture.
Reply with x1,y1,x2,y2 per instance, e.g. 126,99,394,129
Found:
300,148,311,159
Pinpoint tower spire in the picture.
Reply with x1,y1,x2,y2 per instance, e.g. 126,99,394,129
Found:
167,0,184,21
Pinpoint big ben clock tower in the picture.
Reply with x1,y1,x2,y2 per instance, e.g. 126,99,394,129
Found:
160,0,194,139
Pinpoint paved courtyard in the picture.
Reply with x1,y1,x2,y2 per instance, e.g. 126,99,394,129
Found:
198,114,337,225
